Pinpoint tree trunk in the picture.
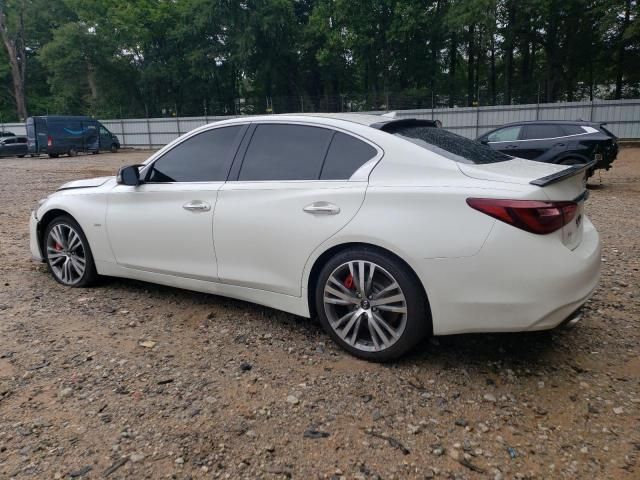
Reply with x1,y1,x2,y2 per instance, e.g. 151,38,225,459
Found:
87,62,98,103
503,2,515,105
0,6,27,120
448,33,457,108
614,0,631,99
466,23,475,106
490,36,496,105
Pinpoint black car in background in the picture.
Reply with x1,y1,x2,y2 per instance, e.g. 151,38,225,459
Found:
477,120,618,171
0,135,27,158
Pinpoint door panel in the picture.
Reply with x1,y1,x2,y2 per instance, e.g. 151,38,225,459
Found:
106,183,221,280
214,181,367,296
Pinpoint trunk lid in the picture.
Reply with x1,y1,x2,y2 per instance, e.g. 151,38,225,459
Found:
458,158,591,250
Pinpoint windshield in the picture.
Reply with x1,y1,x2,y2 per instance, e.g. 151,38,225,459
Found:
393,126,512,164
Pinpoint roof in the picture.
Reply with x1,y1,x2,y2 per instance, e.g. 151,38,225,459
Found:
271,112,387,126
220,113,438,132
499,119,603,127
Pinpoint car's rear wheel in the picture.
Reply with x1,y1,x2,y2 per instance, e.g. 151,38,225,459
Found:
44,216,97,287
315,248,429,361
110,144,118,153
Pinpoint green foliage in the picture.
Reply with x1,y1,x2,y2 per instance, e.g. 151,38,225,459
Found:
0,0,637,120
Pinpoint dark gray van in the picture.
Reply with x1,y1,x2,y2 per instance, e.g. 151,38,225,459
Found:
26,116,120,157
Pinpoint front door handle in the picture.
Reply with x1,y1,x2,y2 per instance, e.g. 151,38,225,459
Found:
303,201,340,215
183,200,211,212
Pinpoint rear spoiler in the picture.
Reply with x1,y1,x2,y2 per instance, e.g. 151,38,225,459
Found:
530,160,596,187
371,118,441,132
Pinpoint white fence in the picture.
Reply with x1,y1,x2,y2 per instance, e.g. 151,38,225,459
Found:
2,99,639,148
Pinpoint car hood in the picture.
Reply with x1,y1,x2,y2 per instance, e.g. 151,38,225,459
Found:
57,176,114,191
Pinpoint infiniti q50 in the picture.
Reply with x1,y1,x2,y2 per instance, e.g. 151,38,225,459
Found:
30,114,601,361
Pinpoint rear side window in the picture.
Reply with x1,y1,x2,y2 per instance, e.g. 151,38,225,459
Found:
561,124,585,135
320,132,377,180
394,126,511,164
239,124,333,181
522,124,564,140
16,137,26,143
487,126,521,142
147,126,243,182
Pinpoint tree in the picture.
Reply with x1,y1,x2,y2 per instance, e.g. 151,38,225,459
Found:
0,0,27,119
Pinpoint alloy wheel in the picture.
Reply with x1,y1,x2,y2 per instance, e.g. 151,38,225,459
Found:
46,223,87,285
323,260,408,352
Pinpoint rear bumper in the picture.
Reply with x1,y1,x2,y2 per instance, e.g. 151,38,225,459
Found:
30,211,44,261
415,216,601,335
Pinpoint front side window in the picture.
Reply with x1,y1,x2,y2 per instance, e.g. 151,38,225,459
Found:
487,126,522,142
147,126,243,182
16,137,26,144
522,124,565,140
2,138,15,145
320,132,378,180
100,126,110,135
238,124,333,181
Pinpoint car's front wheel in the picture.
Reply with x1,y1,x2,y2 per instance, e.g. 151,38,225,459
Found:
315,248,430,361
44,216,97,287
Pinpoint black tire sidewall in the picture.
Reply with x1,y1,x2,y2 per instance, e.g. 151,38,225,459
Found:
314,248,429,362
44,215,97,287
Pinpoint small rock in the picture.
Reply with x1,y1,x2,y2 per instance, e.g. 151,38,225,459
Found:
130,453,145,463
286,395,299,405
139,340,156,348
240,362,252,372
455,419,468,427
613,406,623,415
483,393,497,403
59,388,73,398
174,457,184,465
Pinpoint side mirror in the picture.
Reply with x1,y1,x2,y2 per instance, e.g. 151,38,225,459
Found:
116,165,140,186
479,139,489,145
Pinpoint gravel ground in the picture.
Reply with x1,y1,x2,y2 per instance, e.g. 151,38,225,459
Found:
0,148,638,480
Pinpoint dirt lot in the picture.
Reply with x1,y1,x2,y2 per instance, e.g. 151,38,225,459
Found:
0,148,638,480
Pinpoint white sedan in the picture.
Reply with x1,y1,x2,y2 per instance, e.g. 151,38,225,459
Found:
30,114,601,361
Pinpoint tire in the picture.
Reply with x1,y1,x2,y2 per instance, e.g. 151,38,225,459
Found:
43,215,98,287
17,155,25,158
110,144,118,153
48,153,59,158
314,247,430,361
68,148,78,157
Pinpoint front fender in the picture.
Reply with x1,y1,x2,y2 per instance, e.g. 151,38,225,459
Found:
36,191,114,264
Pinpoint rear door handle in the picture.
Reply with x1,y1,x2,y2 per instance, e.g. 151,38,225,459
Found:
553,143,566,147
303,201,340,215
183,200,211,212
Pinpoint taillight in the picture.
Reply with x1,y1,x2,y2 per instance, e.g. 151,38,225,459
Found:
47,136,53,147
467,198,577,235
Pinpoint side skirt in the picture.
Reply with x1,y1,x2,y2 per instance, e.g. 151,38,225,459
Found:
95,261,311,318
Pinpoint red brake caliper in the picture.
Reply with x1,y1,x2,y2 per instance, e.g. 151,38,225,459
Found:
344,274,354,290
54,242,63,251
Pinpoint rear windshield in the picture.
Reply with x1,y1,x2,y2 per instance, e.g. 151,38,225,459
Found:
393,126,512,164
